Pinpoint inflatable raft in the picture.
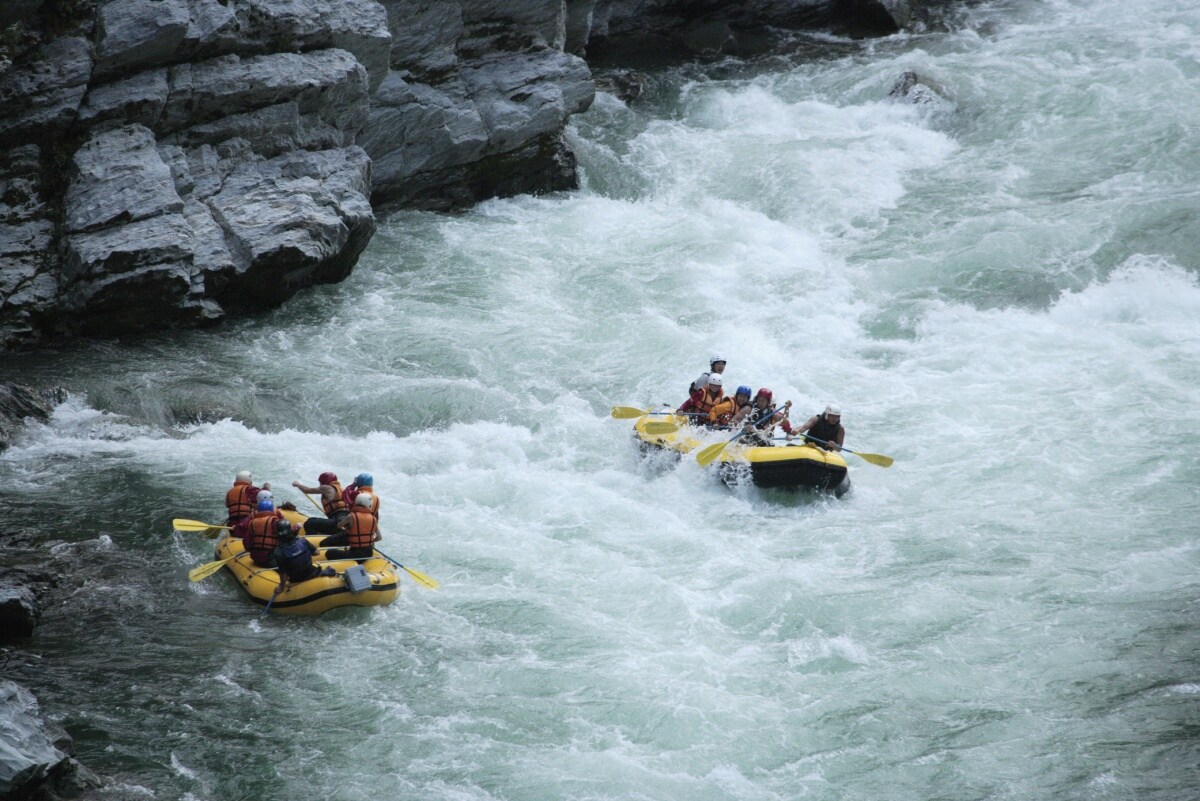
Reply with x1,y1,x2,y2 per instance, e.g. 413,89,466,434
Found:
214,510,399,615
632,412,851,496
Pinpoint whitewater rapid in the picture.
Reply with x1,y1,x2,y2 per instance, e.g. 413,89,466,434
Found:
3,0,1199,798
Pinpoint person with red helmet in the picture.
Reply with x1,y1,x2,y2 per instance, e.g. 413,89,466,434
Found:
732,388,793,443
291,471,349,538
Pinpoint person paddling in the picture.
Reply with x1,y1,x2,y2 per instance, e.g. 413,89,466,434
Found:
245,498,291,567
679,373,725,417
679,354,727,415
733,388,793,444
225,469,269,539
292,472,348,538
708,385,752,428
792,403,846,451
321,493,381,561
272,525,336,593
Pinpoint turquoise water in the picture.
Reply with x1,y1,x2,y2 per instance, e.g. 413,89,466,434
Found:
3,0,1200,798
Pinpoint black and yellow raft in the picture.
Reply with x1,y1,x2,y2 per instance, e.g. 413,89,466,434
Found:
213,510,399,615
632,413,851,496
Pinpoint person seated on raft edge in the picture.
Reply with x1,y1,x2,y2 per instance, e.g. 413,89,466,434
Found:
707,384,752,428
732,387,794,445
678,372,725,419
339,472,379,517
790,403,846,451
678,354,727,417
225,469,268,539
246,498,295,568
320,493,381,561
292,471,349,538
272,525,337,594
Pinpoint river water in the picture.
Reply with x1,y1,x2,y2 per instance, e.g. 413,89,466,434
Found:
3,0,1199,798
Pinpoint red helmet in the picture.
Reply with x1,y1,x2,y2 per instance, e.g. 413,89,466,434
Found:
755,388,773,401
318,471,338,485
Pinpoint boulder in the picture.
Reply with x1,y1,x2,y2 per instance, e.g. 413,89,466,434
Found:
0,383,64,451
0,681,100,799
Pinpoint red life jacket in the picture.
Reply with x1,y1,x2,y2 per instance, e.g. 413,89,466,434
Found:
225,480,254,521
323,480,348,517
346,508,377,550
246,510,283,554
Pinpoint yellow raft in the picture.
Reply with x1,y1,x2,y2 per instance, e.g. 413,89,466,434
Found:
632,412,851,496
214,510,399,615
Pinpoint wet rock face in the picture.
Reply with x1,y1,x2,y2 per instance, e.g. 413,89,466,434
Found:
0,0,387,349
362,0,595,210
0,0,946,350
0,383,64,451
0,680,101,800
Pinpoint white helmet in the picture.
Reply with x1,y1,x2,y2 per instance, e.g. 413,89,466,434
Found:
709,353,726,367
707,373,723,387
824,403,841,417
235,469,252,482
355,493,374,508
257,489,273,501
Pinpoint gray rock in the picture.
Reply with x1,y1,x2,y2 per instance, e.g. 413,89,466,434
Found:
888,69,954,109
160,49,369,138
0,35,92,147
208,146,374,304
77,67,170,128
462,49,593,153
0,680,101,800
65,124,184,234
0,383,63,451
0,583,39,641
94,0,190,81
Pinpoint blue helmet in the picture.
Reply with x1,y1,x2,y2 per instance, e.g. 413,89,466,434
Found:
355,472,373,487
736,385,751,398
257,498,275,512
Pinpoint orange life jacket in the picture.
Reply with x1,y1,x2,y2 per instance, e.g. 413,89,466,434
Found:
708,397,745,426
356,487,379,518
346,508,377,550
247,510,282,554
225,480,254,520
323,480,348,517
692,387,724,415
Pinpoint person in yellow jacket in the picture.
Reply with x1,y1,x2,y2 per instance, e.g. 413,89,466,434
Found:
707,384,752,427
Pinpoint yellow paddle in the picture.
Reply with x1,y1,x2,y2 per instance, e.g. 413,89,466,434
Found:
300,493,440,589
642,421,680,435
799,434,894,467
173,518,231,531
696,406,779,467
188,555,237,582
611,406,658,419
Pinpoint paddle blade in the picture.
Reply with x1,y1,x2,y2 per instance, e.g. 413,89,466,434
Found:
642,421,679,435
695,441,728,467
187,557,231,582
610,406,650,419
855,451,894,468
402,566,440,590
174,518,231,532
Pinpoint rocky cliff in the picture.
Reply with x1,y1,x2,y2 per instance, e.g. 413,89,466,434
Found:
0,0,922,351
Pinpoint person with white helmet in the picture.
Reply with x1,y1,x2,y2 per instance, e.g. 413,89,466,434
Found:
224,469,271,539
678,371,726,418
707,384,753,427
792,403,846,451
323,492,381,561
686,353,728,397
